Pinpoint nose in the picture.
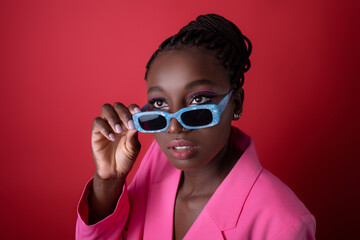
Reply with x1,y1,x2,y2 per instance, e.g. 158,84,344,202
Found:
167,118,184,134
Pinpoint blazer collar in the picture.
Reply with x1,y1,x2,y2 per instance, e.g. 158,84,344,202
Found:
144,127,263,238
203,128,263,231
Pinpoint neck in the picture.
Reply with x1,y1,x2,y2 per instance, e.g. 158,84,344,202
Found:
179,142,241,197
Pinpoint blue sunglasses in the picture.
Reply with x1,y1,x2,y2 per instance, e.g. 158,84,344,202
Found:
132,90,233,133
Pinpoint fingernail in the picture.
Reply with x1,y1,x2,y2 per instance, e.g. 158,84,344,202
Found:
109,133,116,142
115,124,122,133
128,120,135,130
134,107,141,113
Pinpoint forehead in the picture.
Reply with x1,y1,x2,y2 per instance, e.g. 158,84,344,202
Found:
146,47,230,93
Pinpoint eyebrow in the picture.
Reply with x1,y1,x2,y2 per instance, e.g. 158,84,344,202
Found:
147,86,164,94
147,79,215,94
185,79,214,89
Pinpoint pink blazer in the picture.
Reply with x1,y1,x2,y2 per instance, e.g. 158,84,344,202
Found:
76,128,316,239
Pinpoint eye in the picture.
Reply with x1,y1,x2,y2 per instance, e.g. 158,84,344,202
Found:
148,98,169,110
154,100,166,108
189,95,211,105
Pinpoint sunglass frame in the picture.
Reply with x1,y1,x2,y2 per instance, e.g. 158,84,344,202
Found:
132,90,233,133
133,104,221,133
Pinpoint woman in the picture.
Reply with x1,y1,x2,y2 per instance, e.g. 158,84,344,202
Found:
76,14,316,239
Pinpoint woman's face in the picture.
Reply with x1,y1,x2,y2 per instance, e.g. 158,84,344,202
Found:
146,47,238,171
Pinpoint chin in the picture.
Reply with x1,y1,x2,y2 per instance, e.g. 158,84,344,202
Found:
167,157,209,172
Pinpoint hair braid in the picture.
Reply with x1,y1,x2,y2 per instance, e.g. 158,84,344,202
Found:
145,14,252,91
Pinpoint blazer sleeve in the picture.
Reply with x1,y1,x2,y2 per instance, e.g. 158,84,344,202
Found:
75,179,130,240
271,213,316,240
75,140,160,240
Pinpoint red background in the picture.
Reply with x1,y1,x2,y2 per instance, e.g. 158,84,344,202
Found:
0,0,359,239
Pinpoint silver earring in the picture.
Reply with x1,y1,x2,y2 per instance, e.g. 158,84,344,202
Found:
233,113,241,120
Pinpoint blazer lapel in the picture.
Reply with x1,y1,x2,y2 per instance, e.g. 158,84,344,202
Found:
185,129,263,237
205,139,263,231
142,128,262,239
143,166,181,239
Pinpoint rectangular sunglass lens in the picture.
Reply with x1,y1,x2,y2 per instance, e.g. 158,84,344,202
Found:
138,114,167,131
181,109,213,127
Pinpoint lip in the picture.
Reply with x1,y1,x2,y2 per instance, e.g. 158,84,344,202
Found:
167,140,198,160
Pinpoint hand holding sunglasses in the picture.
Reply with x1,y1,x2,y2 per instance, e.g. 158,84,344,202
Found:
132,90,233,133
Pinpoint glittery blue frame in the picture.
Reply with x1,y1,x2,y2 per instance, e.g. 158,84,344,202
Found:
132,90,233,133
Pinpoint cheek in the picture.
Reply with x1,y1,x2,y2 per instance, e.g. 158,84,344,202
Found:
196,112,233,154
214,105,234,134
206,110,233,145
153,133,168,152
204,120,232,147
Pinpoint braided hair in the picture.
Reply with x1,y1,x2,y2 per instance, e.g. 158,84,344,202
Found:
145,14,252,92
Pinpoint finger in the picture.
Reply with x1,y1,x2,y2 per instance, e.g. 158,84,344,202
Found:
128,104,141,115
113,102,136,131
92,117,116,141
100,103,122,134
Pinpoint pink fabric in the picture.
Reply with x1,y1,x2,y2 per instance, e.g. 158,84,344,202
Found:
76,127,316,239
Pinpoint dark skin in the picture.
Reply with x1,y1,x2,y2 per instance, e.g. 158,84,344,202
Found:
173,144,241,239
88,46,243,239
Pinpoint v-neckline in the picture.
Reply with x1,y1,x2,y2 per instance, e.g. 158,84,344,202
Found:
143,129,260,239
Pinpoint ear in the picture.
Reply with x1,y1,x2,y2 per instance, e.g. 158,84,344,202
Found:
232,88,244,121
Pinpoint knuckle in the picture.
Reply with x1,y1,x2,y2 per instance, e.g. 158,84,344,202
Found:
93,117,103,125
101,103,112,112
113,102,126,109
128,104,138,109
101,127,110,134
128,104,140,112
93,117,109,133
114,103,131,118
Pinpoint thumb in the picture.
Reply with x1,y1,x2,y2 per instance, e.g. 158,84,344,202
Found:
124,129,141,160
